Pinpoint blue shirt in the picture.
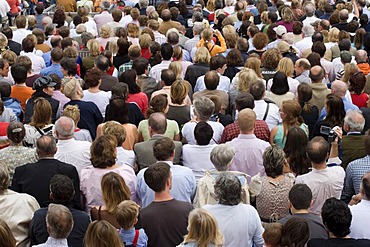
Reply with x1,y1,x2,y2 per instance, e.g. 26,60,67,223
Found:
119,228,148,247
319,97,359,121
136,161,196,208
42,51,51,67
40,63,64,78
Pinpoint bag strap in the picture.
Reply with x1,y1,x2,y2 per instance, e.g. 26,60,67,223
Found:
132,230,139,246
98,206,102,220
35,127,45,136
209,44,215,53
263,103,270,121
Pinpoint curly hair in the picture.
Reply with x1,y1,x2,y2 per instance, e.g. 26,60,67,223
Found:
237,68,259,93
262,48,282,69
253,33,269,50
226,48,243,67
214,173,242,206
263,145,285,178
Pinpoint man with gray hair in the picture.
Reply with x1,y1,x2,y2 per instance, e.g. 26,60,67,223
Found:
184,22,205,52
302,3,319,27
0,165,39,247
342,109,367,169
333,9,349,31
54,116,92,174
134,112,182,170
194,144,250,207
203,173,264,246
182,97,225,145
295,25,315,53
34,204,74,246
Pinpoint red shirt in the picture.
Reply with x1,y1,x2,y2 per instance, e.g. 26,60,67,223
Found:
220,120,270,143
127,92,148,115
351,93,368,108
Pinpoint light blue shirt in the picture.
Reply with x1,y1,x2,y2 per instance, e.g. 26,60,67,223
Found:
119,228,148,247
194,74,230,93
136,161,196,208
42,51,51,67
40,63,64,78
319,97,359,121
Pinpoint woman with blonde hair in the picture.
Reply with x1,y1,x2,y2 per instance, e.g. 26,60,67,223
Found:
267,57,299,95
270,100,308,148
169,61,183,80
139,33,152,59
63,105,93,142
196,27,227,57
184,47,211,88
82,39,100,73
91,172,131,229
245,57,263,79
166,80,192,128
178,208,224,247
84,220,124,247
277,7,294,32
127,23,140,46
97,25,112,48
24,98,54,148
229,68,259,108
341,63,359,83
173,46,193,78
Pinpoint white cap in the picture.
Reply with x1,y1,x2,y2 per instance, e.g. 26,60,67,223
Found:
273,25,287,36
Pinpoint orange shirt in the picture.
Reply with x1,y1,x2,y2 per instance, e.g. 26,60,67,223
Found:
10,85,34,111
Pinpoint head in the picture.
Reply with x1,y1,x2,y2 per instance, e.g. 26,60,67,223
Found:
54,116,75,140
86,39,100,56
280,217,309,247
60,57,77,77
101,172,130,214
214,173,242,206
194,121,213,146
210,144,235,171
194,47,211,64
263,145,285,178
349,71,366,95
271,72,289,95
101,121,126,147
294,58,311,77
321,198,352,238
263,223,283,247
30,97,52,128
15,15,26,29
235,92,255,111
288,184,312,211
262,48,282,70
236,68,259,93
153,137,175,161
253,32,269,50
237,108,256,134
204,70,219,90
46,204,73,239
50,174,75,205
120,69,141,94
249,80,266,100
309,65,325,83
6,121,25,145
36,135,57,158
115,200,140,230
144,162,171,192
84,220,123,247
161,43,174,61
307,136,329,165
344,109,365,132
148,112,167,135
193,97,215,121
90,135,117,168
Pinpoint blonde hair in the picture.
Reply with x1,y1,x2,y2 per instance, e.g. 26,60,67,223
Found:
194,47,211,64
206,0,215,11
328,27,340,42
173,45,183,61
139,33,152,49
101,172,130,214
99,25,112,39
201,28,213,43
84,220,124,247
87,39,100,56
169,61,182,80
245,57,262,78
27,15,37,28
277,57,295,77
237,68,259,92
30,97,52,128
63,47,78,59
0,33,8,50
102,121,126,146
1,50,17,65
107,37,119,55
342,63,359,83
171,80,189,104
115,200,140,230
127,23,139,38
282,7,294,23
183,209,224,247
0,219,16,247
63,105,80,125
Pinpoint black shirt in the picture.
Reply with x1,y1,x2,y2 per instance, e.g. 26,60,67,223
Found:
308,238,370,247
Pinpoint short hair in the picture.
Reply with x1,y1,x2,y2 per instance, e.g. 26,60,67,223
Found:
161,69,176,86
210,144,235,171
194,121,213,145
311,41,326,58
144,162,171,192
361,172,370,199
94,55,110,72
22,37,35,52
46,204,73,239
235,92,255,111
85,68,102,88
280,217,309,246
32,28,45,44
36,135,57,158
50,174,75,204
307,136,329,164
253,33,269,50
35,3,44,14
161,43,174,60
0,81,11,97
153,137,175,161
58,26,70,38
148,112,167,134
249,80,266,100
204,71,219,90
90,135,117,168
15,15,26,28
55,116,75,138
102,121,126,146
132,57,149,75
115,200,140,230
321,198,352,238
61,37,73,50
238,108,256,133
60,57,77,76
210,55,226,70
193,97,215,121
263,145,285,178
344,109,365,132
128,45,141,59
87,39,100,56
51,48,63,63
112,9,123,22
167,31,179,45
289,184,312,210
263,223,283,247
214,173,242,206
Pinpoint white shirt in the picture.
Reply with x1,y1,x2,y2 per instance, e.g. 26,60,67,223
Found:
302,16,320,26
320,58,335,82
295,165,345,215
149,60,171,83
120,14,133,27
203,203,265,247
0,0,10,18
184,35,200,52
182,121,224,145
82,90,111,118
267,76,300,95
13,29,32,45
295,37,313,53
20,51,46,74
182,144,217,182
153,31,166,45
253,99,281,130
116,147,135,169
55,138,92,175
350,200,370,239
194,74,230,93
332,58,356,77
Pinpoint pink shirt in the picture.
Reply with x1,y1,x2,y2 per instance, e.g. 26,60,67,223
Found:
127,92,148,115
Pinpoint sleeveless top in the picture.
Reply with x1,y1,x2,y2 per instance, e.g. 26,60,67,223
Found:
274,123,308,149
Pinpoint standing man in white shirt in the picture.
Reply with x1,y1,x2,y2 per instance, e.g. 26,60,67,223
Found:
12,15,32,44
149,43,173,83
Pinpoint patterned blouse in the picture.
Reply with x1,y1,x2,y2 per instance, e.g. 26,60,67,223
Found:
256,173,295,222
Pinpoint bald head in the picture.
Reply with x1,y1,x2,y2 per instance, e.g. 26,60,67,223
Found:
295,58,311,76
355,50,368,63
148,112,167,135
161,9,172,21
36,135,57,158
309,65,324,83
238,108,256,133
55,116,75,140
307,136,329,165
331,80,348,97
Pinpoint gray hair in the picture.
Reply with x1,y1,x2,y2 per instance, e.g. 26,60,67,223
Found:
0,164,9,193
193,22,205,35
55,116,75,139
263,145,285,178
193,97,215,121
210,144,235,171
302,25,314,37
76,24,87,34
139,0,149,8
344,109,365,132
46,204,74,239
304,4,315,17
214,173,242,206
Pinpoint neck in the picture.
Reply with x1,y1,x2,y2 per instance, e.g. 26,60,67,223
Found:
313,162,327,170
291,208,309,214
240,130,254,135
88,87,100,93
329,232,350,239
154,191,172,202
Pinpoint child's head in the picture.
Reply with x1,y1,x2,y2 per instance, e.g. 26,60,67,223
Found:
263,223,283,247
115,200,140,230
184,208,224,246
0,81,11,98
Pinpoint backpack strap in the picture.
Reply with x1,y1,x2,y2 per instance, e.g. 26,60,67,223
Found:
98,206,102,220
263,103,270,121
209,44,215,53
132,230,139,246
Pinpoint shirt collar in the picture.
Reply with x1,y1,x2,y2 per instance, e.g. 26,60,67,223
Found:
238,133,256,139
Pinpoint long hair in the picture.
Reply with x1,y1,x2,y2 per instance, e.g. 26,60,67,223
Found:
297,83,313,113
183,209,224,247
281,100,304,138
30,97,52,128
284,127,311,175
84,220,124,247
101,172,131,214
325,94,346,127
0,219,16,247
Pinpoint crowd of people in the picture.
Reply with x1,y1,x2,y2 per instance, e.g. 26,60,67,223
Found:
2,0,370,246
